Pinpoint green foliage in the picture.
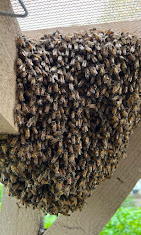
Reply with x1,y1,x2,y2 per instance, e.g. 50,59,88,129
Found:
0,183,3,202
120,194,136,208
44,214,57,229
100,207,141,235
0,183,3,211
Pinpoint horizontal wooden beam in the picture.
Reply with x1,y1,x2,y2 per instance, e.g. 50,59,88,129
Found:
24,19,141,38
0,0,20,134
44,123,141,235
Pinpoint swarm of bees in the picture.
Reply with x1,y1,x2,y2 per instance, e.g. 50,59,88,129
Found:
0,29,140,215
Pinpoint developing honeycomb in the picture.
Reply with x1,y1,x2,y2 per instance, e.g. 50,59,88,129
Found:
0,29,140,215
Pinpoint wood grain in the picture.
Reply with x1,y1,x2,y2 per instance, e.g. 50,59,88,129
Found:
24,19,141,38
0,187,44,235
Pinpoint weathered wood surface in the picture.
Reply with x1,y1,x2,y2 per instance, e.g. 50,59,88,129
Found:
24,19,141,38
0,0,20,134
0,187,44,235
44,124,141,235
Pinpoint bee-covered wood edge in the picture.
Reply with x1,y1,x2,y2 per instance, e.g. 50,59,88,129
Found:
44,123,141,235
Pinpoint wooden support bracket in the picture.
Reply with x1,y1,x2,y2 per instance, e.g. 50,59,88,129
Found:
0,0,20,134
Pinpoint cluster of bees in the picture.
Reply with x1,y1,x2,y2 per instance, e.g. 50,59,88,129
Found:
0,29,140,215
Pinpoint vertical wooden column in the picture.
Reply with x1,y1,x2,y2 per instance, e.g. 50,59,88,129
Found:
0,187,44,235
0,0,19,134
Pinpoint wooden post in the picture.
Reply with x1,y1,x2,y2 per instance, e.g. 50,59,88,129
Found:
0,187,44,235
0,0,19,134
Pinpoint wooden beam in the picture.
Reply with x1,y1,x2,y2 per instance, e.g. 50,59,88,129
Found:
0,0,20,134
0,187,44,235
24,19,141,38
44,124,141,235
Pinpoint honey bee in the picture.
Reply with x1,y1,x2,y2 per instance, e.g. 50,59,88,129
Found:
20,135,26,145
18,36,26,47
82,60,87,68
57,147,63,156
69,154,75,164
76,62,81,71
26,117,35,128
100,149,105,158
22,103,29,114
40,87,46,96
128,53,135,61
77,108,82,116
56,182,63,191
122,110,128,118
34,86,40,96
44,104,50,114
18,91,25,102
32,153,38,165
17,147,25,158
41,131,46,141
85,68,90,79
112,84,120,94
17,161,26,172
10,137,18,147
25,129,30,139
69,83,74,91
1,145,8,155
37,141,42,151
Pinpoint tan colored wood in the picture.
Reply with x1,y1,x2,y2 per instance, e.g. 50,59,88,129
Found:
44,124,141,235
24,19,141,38
0,187,44,235
0,0,20,134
